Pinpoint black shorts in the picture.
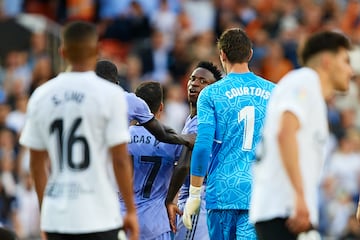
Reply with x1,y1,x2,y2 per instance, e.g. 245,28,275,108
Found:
46,228,124,240
255,218,298,240
0,227,18,240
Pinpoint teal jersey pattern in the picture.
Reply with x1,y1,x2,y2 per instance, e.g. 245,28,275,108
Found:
190,72,275,210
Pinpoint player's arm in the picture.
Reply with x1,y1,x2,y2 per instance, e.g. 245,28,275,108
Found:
181,122,213,229
29,149,49,208
356,201,360,223
277,111,311,234
165,146,192,232
143,118,195,148
166,147,192,204
111,143,138,240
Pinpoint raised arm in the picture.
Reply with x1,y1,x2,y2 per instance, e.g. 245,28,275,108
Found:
143,118,195,148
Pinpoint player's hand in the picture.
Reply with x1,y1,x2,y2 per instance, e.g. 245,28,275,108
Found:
286,195,311,234
41,231,47,240
166,202,182,232
123,211,139,240
182,185,201,229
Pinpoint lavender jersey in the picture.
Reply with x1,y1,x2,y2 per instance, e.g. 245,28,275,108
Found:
125,92,154,124
120,125,181,240
176,115,210,240
178,115,198,202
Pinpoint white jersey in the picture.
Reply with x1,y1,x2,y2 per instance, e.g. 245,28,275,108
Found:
250,68,329,226
19,71,130,233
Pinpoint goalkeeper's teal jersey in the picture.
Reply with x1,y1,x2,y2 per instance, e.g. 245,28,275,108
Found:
190,72,275,210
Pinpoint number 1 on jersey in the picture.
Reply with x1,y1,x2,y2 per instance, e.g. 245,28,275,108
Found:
238,106,255,151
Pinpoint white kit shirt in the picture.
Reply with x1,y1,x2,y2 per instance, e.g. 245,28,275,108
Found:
250,68,329,226
20,71,130,233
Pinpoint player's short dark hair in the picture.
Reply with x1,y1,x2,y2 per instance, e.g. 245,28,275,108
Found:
195,61,223,81
62,21,98,62
95,60,118,84
300,31,351,65
62,21,98,45
217,28,252,64
135,81,163,114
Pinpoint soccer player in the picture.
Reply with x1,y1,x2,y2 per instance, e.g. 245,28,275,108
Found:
19,21,138,240
182,28,276,239
119,81,181,239
165,61,222,240
250,31,353,240
95,60,194,148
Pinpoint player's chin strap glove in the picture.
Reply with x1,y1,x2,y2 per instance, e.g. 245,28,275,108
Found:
182,185,201,230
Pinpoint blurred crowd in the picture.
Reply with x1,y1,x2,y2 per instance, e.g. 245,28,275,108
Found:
0,0,360,239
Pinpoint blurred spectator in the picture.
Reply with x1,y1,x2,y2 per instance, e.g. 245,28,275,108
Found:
261,40,293,83
182,0,215,35
29,55,53,95
161,84,188,133
189,30,218,63
0,128,19,230
5,94,27,137
27,32,48,70
119,55,142,92
0,0,23,18
23,0,58,21
167,34,193,84
320,129,360,238
15,171,40,240
57,0,97,23
2,51,31,96
249,29,269,75
150,0,177,50
134,29,171,84
340,214,360,240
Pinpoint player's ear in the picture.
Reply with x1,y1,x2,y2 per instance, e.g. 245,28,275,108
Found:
248,49,253,62
59,44,66,59
159,102,164,113
320,52,332,70
219,50,226,63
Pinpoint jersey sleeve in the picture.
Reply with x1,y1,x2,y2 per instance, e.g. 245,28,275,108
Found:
126,92,154,124
19,91,46,150
276,84,310,126
106,89,131,147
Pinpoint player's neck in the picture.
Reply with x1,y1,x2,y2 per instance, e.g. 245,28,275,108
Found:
225,63,250,74
69,61,96,72
312,67,333,100
190,103,197,118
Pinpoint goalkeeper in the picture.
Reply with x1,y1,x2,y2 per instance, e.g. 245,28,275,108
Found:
182,28,275,239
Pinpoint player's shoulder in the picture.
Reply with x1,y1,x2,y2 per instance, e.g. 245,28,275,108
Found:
86,74,127,102
279,67,318,88
29,75,60,102
124,91,147,106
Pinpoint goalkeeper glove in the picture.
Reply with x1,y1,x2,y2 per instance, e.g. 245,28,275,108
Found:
182,185,201,229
